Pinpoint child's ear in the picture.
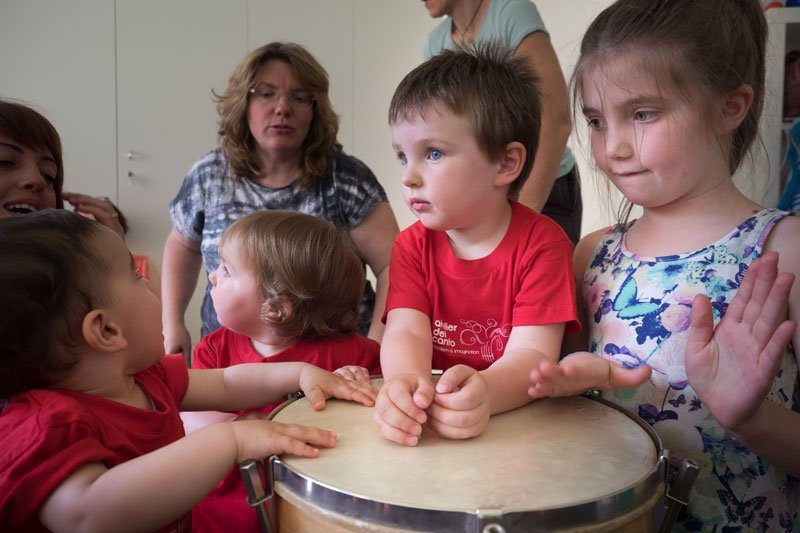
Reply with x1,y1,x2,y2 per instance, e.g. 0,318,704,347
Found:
82,309,128,353
494,141,526,188
720,84,754,133
261,298,293,324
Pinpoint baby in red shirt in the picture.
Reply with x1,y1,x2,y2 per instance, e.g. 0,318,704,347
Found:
0,209,374,532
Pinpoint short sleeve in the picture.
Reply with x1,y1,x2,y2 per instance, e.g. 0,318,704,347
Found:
514,238,580,334
192,329,222,370
0,403,113,528
494,0,548,50
156,355,191,403
169,151,225,242
384,227,432,320
330,152,388,229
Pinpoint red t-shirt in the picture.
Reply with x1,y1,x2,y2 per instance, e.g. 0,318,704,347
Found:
190,327,380,533
0,355,190,532
385,201,579,371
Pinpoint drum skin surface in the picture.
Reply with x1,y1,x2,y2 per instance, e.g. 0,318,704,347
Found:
269,380,663,532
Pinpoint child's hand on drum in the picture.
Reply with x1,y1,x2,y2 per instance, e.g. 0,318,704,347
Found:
334,365,374,387
528,353,651,398
374,374,435,446
299,364,377,410
230,419,337,462
427,365,491,439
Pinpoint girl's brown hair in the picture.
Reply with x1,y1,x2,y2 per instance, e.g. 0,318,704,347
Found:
215,42,341,187
219,210,364,340
572,0,766,223
0,100,65,208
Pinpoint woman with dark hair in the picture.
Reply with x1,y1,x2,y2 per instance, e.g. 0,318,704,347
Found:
163,42,399,360
0,99,124,235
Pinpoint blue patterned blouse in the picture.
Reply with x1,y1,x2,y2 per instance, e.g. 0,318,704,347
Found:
170,147,388,337
584,209,798,532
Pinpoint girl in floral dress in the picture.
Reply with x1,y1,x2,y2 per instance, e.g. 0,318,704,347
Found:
527,0,799,530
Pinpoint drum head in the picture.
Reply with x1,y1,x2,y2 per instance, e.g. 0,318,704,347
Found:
270,381,663,531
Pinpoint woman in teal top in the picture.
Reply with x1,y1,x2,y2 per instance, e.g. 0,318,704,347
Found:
422,0,582,244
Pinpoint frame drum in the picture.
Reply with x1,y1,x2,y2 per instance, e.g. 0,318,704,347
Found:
264,379,666,532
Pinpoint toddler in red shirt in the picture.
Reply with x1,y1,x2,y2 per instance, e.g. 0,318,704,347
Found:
0,209,375,532
375,45,580,446
182,210,381,532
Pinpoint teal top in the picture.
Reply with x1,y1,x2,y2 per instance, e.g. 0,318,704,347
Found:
424,0,575,178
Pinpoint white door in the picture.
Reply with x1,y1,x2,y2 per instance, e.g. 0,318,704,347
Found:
115,0,248,342
0,0,116,201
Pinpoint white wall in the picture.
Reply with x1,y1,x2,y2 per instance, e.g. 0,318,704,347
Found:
0,0,621,343
536,0,625,233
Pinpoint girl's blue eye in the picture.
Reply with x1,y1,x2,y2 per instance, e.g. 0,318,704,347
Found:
429,149,442,161
634,110,657,122
396,153,407,165
586,117,603,130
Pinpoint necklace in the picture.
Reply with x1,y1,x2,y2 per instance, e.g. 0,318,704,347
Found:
457,0,484,47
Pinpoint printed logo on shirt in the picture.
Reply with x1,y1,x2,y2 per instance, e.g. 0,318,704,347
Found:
432,318,511,363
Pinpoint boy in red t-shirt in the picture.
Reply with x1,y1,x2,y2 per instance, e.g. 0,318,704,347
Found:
0,210,374,532
183,210,381,532
375,46,580,446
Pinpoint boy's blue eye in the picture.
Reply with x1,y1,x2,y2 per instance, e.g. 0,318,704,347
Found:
222,265,230,277
396,153,407,165
429,149,442,161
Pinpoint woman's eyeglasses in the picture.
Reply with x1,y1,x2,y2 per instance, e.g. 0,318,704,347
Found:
248,84,316,109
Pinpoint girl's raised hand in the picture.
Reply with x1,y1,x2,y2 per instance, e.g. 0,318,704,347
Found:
685,252,796,431
298,364,377,410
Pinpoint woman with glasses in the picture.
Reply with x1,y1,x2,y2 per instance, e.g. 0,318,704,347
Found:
163,42,399,362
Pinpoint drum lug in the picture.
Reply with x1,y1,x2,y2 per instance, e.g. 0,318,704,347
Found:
658,455,700,533
476,508,506,533
659,448,670,471
239,456,277,533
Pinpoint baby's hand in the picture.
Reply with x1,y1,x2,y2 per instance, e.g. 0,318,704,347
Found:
230,419,337,463
333,365,373,387
528,353,651,399
427,365,491,440
299,364,377,410
373,374,434,446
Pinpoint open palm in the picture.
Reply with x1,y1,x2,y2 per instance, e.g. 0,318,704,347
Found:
684,252,795,431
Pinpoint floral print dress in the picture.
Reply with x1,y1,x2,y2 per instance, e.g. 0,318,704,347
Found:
584,209,798,532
